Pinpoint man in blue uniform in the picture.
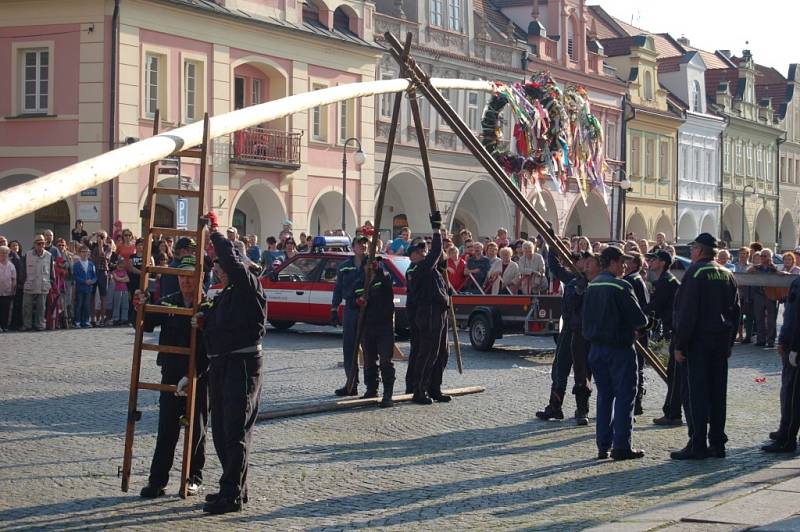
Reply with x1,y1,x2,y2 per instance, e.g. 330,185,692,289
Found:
645,250,683,426
330,236,367,396
670,233,740,460
623,252,649,416
357,257,396,407
582,246,648,460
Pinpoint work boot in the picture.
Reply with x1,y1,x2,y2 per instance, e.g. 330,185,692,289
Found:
335,385,358,397
769,430,786,441
708,445,726,458
379,368,395,408
361,389,379,399
362,367,379,399
206,492,248,504
429,390,452,403
535,405,564,421
762,441,797,453
203,496,242,515
653,416,682,426
611,448,645,461
574,409,589,426
634,399,644,416
140,484,165,498
670,444,708,460
596,449,610,460
412,391,433,405
574,386,591,426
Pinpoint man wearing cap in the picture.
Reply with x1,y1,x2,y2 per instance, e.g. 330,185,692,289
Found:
160,237,197,300
197,224,267,513
226,227,238,242
330,236,367,396
645,250,682,426
20,235,54,331
623,251,650,416
582,246,648,460
670,233,740,460
135,255,208,499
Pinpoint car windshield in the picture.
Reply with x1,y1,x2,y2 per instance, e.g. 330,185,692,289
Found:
386,255,410,277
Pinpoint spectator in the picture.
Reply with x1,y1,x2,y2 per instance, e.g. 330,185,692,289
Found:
7,239,24,330
624,240,639,254
246,235,261,263
592,241,602,254
388,227,412,256
117,229,136,261
576,237,591,254
54,238,73,328
446,246,466,292
782,252,800,274
157,240,173,262
487,246,520,294
226,227,238,242
90,232,112,327
297,233,309,252
650,233,667,251
279,219,293,242
71,219,88,244
733,247,751,273
260,236,285,270
464,242,490,293
485,241,500,266
495,228,510,249
0,245,16,331
72,244,96,328
749,248,779,348
43,229,60,259
637,238,649,256
21,235,54,331
518,241,547,294
283,238,298,260
112,219,123,241
111,259,130,325
717,249,735,270
127,238,151,325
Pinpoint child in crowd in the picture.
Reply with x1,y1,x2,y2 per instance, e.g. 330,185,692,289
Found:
72,245,97,328
111,260,131,325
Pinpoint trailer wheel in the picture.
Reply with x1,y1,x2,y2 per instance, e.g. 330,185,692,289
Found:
469,314,495,351
269,320,295,330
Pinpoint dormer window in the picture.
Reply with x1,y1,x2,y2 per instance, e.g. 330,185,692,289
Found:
644,71,653,101
430,0,462,32
692,80,702,112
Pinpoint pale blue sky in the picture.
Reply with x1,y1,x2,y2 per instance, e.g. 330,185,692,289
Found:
588,0,798,76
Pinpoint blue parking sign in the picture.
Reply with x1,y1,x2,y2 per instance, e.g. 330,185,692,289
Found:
176,198,188,228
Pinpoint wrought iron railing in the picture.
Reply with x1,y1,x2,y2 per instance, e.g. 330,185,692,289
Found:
231,127,302,167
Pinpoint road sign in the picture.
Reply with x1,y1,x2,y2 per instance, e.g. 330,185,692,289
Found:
176,198,188,229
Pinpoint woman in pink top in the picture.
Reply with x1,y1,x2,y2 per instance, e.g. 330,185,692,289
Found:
0,245,17,331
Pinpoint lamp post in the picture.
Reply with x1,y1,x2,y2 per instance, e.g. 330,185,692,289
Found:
341,137,366,233
741,183,757,248
617,171,633,241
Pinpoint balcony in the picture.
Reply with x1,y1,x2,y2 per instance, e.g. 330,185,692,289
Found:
231,127,302,170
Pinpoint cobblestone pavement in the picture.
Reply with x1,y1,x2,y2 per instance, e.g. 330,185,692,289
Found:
0,323,792,531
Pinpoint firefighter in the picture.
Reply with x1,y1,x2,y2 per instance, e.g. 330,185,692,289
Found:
408,213,451,405
136,255,208,498
645,250,682,426
357,257,396,407
330,236,367,396
623,251,649,416
198,222,267,514
670,233,740,460
582,246,648,460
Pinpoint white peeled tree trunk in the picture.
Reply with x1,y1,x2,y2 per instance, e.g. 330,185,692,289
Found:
0,79,495,225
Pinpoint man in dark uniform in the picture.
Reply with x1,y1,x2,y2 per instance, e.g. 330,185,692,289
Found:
357,257,396,407
670,233,740,460
764,273,800,453
198,224,267,514
536,250,584,421
623,251,649,416
583,246,648,460
407,212,450,405
645,250,682,426
137,255,208,498
330,236,367,396
404,250,419,394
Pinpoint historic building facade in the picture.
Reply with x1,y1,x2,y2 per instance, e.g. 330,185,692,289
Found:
372,0,625,241
774,64,800,250
0,0,380,242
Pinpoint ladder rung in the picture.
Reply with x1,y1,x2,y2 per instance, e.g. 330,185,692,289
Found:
143,304,195,316
150,227,199,238
177,149,203,158
146,266,196,277
139,382,178,393
153,187,201,198
141,343,191,355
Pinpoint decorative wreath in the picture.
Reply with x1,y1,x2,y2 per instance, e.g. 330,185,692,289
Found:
481,72,606,204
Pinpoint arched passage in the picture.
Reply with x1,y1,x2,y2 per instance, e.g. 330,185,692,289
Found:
564,192,610,239
0,171,73,242
231,57,289,130
450,177,512,239
521,189,559,239
381,170,430,238
700,213,717,236
625,210,648,241
309,188,356,235
780,212,798,251
677,212,697,243
754,208,775,246
722,202,746,247
654,213,674,243
230,179,288,241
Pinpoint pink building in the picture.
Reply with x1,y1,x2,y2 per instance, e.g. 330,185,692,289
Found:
0,0,380,243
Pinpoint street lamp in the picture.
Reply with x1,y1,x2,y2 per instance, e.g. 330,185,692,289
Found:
741,184,758,247
341,137,366,233
615,170,633,240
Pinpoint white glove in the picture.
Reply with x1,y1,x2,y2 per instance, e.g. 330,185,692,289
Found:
790,351,798,368
175,376,189,397
190,312,204,329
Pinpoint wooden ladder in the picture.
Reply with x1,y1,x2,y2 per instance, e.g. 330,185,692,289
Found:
120,111,211,498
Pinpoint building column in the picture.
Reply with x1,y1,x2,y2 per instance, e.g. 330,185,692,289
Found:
211,44,231,225
116,23,141,231
289,61,309,234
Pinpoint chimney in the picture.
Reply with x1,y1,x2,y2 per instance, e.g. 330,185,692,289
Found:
677,35,690,47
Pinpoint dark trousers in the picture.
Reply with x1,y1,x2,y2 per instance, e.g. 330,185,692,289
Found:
571,333,592,411
148,366,208,488
682,340,729,452
11,289,23,329
429,318,450,396
75,290,91,326
411,304,447,395
779,362,800,444
778,353,792,436
661,340,684,420
548,327,573,409
0,295,12,329
209,352,263,500
405,310,419,393
361,326,395,393
589,344,637,451
740,300,754,340
752,294,777,344
341,307,359,386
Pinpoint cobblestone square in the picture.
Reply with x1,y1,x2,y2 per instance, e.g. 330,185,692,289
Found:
0,325,790,530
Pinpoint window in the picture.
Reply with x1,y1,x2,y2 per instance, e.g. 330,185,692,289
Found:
692,80,702,112
735,141,743,175
379,70,394,119
430,0,443,27
605,122,616,158
447,0,462,32
781,156,788,182
567,19,577,62
705,152,713,183
21,49,49,113
645,137,655,177
311,83,328,142
630,135,641,176
252,79,262,106
339,98,355,143
467,91,479,131
276,258,320,283
747,144,754,176
183,60,203,122
724,138,731,173
145,53,163,118
693,148,701,180
756,146,763,178
659,140,669,180
234,77,245,110
644,71,653,101
681,145,689,179
320,259,344,284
